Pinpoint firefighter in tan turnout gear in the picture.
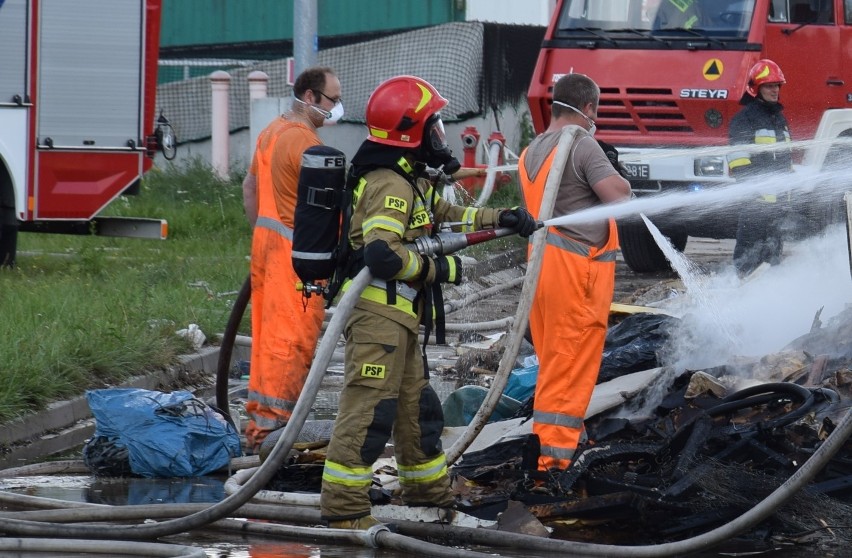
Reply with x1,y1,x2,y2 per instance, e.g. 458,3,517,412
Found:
320,75,536,529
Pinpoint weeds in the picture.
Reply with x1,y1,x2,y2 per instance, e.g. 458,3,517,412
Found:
0,158,251,423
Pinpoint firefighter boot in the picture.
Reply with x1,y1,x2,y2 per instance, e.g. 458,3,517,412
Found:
327,515,383,530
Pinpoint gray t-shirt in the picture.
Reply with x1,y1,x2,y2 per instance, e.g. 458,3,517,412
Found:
522,128,618,248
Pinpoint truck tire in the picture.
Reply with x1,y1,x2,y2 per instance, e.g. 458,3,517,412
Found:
0,175,17,268
617,218,687,273
0,225,17,268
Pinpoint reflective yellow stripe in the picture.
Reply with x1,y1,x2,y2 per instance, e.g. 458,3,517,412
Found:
363,215,405,236
414,83,433,113
460,207,477,231
728,158,751,170
397,454,448,485
342,280,418,318
397,157,414,175
754,129,777,144
352,177,368,209
399,249,421,280
322,460,373,487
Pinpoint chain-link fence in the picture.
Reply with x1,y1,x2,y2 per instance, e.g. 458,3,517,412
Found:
155,22,545,146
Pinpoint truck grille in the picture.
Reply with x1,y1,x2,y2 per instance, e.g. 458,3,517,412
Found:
597,87,692,134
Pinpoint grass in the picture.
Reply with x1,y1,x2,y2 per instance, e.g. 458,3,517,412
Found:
0,158,252,423
0,160,522,424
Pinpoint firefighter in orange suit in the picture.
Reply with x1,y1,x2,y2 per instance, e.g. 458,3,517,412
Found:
241,67,343,452
519,73,631,471
320,75,536,529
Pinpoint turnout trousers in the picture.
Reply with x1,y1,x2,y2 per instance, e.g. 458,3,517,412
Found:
529,222,619,470
245,221,324,451
320,308,453,520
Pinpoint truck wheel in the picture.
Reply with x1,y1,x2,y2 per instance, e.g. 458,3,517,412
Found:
0,224,17,268
617,218,687,273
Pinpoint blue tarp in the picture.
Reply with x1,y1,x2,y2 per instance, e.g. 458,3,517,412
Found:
85,388,241,478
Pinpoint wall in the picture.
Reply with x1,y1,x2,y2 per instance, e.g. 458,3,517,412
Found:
153,100,531,179
465,0,555,25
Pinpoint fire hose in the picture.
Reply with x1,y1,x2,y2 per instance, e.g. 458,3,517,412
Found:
3,125,852,557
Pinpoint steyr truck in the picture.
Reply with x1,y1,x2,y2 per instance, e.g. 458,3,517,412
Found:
528,0,852,271
0,0,173,266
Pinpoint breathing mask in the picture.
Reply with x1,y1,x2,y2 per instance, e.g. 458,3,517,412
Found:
553,100,596,136
294,97,345,125
419,114,461,175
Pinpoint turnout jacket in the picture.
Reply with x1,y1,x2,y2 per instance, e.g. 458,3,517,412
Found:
343,166,501,332
727,98,793,179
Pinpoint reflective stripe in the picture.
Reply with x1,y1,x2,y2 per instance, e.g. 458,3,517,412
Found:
292,250,332,260
343,279,418,318
369,278,419,301
460,207,477,231
754,128,777,144
322,460,374,487
251,414,287,430
363,215,406,236
546,231,619,262
397,454,448,485
248,390,297,412
540,444,577,461
256,217,294,240
398,249,421,280
534,409,584,429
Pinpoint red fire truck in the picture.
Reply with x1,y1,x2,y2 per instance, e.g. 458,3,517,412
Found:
528,0,852,271
0,0,172,266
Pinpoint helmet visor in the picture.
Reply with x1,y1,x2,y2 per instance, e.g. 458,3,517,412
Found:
426,114,448,151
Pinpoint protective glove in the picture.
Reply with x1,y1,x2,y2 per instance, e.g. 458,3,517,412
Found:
498,207,537,238
433,255,463,285
597,139,629,178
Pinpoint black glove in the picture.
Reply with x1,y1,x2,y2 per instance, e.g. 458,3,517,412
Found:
499,207,537,238
433,255,463,285
597,139,628,178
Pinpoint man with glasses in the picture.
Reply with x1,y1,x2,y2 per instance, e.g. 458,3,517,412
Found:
241,66,343,453
519,72,631,473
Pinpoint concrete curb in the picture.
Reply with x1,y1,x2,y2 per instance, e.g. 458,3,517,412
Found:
0,347,221,470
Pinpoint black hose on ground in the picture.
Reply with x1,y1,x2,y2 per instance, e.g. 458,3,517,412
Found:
215,274,251,424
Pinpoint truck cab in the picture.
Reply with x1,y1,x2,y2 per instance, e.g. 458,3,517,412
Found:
528,0,852,271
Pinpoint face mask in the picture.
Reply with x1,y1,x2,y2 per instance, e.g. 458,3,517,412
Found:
324,101,344,125
553,100,596,136
419,115,461,174
293,98,344,124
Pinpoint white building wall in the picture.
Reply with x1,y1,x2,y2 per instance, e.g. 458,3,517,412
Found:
465,0,555,26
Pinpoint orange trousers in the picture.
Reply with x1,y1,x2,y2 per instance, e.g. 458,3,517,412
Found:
244,225,324,451
528,225,617,470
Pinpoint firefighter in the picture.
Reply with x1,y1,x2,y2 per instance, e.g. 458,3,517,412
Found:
241,66,344,453
519,73,631,471
727,59,793,278
320,75,536,529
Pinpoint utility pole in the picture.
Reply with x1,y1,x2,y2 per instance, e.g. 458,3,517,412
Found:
293,0,317,76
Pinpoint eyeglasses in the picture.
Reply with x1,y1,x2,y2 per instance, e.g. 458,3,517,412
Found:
316,90,342,105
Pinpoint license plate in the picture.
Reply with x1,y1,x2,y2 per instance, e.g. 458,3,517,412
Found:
622,162,650,179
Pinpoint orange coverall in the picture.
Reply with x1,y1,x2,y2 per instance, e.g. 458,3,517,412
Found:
245,118,325,451
520,146,620,471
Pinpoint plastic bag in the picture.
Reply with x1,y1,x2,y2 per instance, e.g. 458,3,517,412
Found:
84,388,242,478
599,313,679,383
442,385,522,427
